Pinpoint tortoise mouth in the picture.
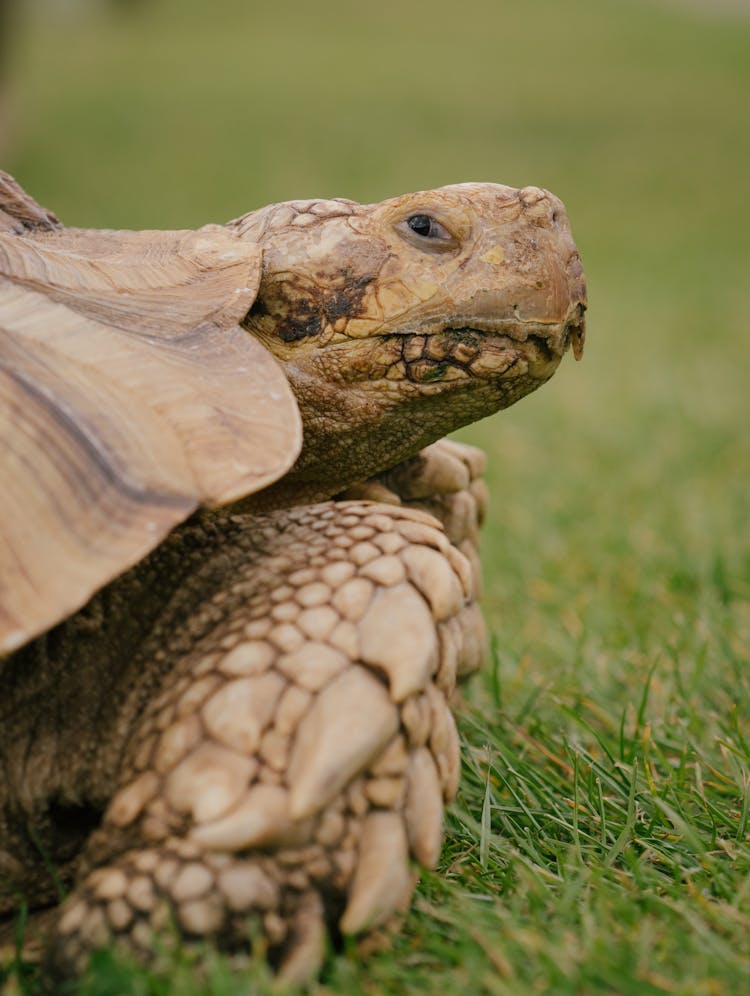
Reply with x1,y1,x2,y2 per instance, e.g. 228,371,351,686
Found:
397,315,583,385
444,308,585,359
296,309,585,391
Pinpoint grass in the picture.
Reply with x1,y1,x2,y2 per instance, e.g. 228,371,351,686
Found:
2,0,750,991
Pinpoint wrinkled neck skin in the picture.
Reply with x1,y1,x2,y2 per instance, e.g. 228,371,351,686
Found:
246,351,548,510
229,182,587,510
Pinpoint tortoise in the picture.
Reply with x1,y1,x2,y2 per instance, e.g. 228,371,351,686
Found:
0,170,586,982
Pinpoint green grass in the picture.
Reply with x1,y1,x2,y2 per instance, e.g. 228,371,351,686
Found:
2,0,750,992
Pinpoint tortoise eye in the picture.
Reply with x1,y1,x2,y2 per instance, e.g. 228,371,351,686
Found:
407,214,436,237
400,213,455,249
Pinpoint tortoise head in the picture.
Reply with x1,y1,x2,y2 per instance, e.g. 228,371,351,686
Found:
231,183,587,504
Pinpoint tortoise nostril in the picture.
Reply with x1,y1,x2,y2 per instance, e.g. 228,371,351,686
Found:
518,186,547,209
518,186,558,227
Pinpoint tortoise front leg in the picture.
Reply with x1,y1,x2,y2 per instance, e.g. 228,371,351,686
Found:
340,438,489,679
45,499,483,983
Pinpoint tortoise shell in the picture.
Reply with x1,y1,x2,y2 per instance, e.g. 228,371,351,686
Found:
0,173,301,652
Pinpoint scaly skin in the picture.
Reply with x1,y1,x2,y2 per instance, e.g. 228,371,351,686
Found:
0,182,586,981
1,446,487,984
232,182,585,507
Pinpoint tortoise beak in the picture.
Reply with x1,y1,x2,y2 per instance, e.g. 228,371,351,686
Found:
442,184,588,363
566,302,587,361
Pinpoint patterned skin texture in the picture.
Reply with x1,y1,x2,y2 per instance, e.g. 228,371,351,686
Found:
0,182,585,981
232,182,585,507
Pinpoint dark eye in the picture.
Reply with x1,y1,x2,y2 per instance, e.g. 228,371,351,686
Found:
407,214,437,237
400,213,455,249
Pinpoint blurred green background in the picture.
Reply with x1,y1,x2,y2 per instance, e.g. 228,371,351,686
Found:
2,0,750,992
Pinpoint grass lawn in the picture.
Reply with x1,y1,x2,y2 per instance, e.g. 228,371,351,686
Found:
2,0,750,992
